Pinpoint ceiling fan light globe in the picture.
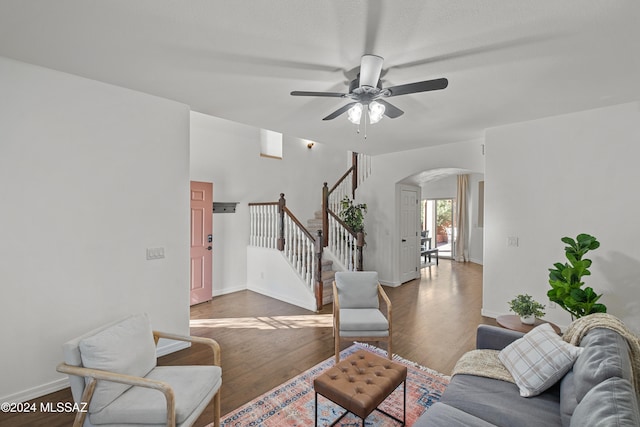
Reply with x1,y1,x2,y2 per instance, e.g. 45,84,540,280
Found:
368,101,385,124
347,103,363,124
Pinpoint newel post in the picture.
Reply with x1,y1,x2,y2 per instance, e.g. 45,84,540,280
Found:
355,231,365,271
277,193,285,251
352,151,358,199
322,183,329,247
314,230,324,311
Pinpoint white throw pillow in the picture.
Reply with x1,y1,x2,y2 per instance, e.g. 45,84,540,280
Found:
79,313,157,412
499,323,583,397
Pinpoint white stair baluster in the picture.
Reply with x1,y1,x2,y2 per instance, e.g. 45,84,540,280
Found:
270,205,276,249
249,206,254,246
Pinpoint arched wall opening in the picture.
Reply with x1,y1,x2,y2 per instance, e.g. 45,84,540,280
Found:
398,168,484,266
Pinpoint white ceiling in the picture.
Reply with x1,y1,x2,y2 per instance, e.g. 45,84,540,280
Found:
1,1,638,155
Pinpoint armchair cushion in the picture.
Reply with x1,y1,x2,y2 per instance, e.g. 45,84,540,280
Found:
335,271,380,308
79,313,157,412
339,308,389,337
90,365,222,425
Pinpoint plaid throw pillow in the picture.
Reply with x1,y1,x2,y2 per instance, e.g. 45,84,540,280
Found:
499,323,583,397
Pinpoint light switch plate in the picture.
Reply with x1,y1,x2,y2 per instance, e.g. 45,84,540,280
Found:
146,247,165,260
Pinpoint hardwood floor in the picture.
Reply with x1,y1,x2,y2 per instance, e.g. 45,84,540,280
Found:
1,260,495,427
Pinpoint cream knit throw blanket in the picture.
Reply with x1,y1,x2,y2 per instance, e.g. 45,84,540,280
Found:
452,313,640,398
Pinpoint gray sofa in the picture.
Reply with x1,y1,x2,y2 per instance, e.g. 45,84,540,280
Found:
415,324,640,427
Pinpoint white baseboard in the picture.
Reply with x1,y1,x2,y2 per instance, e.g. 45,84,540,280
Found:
481,308,501,319
213,284,246,297
248,284,316,312
1,377,70,404
379,279,401,287
1,340,191,403
469,258,483,265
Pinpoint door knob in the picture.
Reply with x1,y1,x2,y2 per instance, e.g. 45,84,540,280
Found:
207,246,212,250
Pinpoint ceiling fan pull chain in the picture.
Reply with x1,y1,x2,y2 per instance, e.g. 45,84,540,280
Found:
364,111,368,140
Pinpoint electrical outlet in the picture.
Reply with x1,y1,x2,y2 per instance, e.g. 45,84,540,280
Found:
507,236,519,247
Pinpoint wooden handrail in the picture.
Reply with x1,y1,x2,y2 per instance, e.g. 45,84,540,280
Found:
328,166,356,196
327,209,356,238
248,201,279,206
283,206,316,242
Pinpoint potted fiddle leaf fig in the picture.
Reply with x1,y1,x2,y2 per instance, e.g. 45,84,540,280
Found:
547,233,607,319
508,294,546,325
339,196,367,233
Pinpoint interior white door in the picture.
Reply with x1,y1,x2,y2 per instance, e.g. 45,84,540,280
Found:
400,187,420,283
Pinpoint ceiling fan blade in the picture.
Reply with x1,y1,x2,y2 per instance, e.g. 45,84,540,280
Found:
290,91,346,97
384,78,448,97
323,102,358,121
376,99,404,119
359,54,384,88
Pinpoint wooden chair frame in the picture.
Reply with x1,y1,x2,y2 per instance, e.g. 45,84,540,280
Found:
56,331,221,427
333,281,392,362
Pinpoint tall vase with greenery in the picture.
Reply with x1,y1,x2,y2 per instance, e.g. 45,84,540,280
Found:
339,196,367,233
547,233,607,319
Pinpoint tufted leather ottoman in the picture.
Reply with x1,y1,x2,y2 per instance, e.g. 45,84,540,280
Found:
314,349,407,426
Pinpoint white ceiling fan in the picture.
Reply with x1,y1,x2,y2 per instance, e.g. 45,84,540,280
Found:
291,54,448,126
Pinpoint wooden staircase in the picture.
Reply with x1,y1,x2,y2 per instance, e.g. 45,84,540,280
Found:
320,258,335,305
308,210,336,305
248,152,371,311
306,210,323,235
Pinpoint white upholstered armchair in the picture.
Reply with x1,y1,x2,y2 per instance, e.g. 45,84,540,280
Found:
57,313,222,427
333,271,392,362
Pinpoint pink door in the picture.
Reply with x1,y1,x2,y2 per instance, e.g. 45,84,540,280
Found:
190,181,213,305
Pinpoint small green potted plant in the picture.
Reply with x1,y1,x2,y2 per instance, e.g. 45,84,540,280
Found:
508,294,546,325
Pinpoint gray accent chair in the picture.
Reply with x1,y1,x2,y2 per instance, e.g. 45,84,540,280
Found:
57,313,222,427
333,271,392,362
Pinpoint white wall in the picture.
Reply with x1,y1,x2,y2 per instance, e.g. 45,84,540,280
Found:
483,102,640,332
358,140,485,285
247,247,316,311
190,112,349,296
468,174,485,265
0,57,191,401
422,174,458,199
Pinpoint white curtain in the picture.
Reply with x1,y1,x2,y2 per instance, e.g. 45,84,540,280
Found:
455,175,469,262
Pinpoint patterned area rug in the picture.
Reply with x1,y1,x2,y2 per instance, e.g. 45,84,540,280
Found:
217,343,449,426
